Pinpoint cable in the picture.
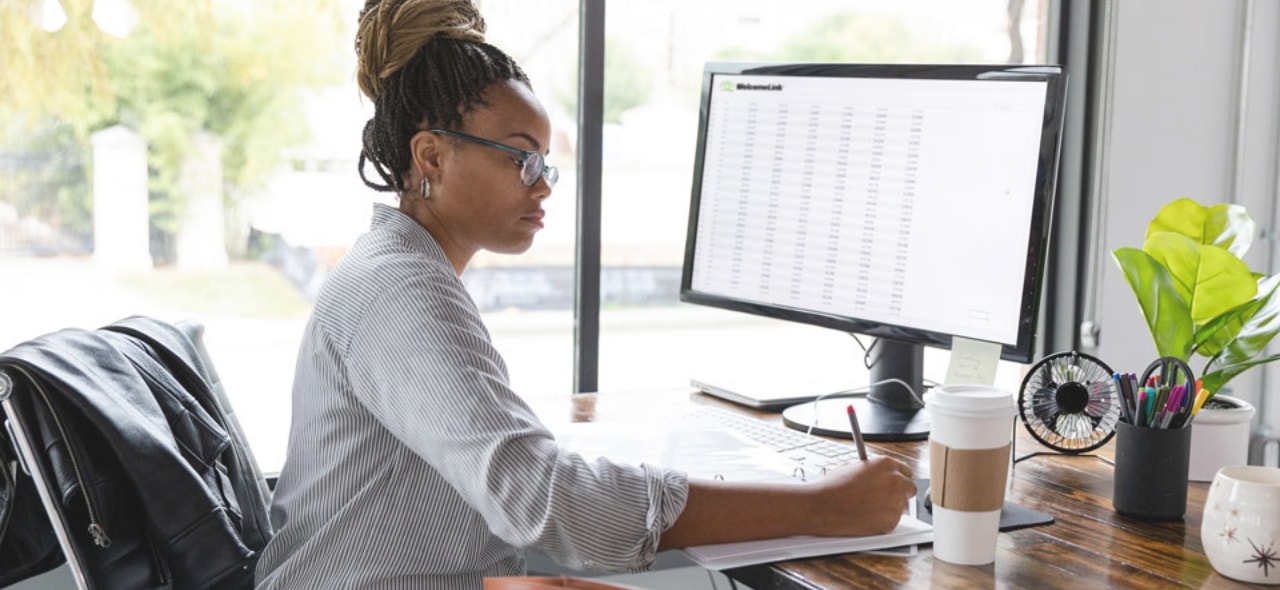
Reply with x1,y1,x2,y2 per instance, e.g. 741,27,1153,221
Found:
849,327,870,350
846,332,882,371
854,335,936,387
798,377,926,436
865,337,879,370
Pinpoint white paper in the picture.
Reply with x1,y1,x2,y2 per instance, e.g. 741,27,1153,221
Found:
681,510,932,569
944,336,1002,386
554,411,932,569
555,416,802,484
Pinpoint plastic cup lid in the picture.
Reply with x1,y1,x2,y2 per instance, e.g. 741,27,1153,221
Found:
927,384,1016,418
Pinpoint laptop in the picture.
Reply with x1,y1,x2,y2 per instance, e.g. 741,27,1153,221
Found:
690,376,860,411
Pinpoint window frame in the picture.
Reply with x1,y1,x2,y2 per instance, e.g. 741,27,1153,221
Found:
570,0,1091,392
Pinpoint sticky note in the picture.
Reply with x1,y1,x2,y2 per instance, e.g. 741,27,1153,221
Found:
944,337,1001,386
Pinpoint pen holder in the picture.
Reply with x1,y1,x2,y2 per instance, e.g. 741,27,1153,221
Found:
1112,421,1191,520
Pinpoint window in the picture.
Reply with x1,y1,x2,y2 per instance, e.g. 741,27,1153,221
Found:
597,0,1058,395
1,0,366,470
0,0,1056,468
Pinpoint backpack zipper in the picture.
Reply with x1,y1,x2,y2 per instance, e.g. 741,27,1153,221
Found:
146,531,172,585
8,366,112,548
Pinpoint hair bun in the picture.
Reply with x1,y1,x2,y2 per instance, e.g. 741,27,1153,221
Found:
356,0,487,101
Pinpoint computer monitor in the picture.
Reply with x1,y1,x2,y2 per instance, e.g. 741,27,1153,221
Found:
680,63,1067,441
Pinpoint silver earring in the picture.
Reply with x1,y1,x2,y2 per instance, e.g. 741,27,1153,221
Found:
420,177,431,200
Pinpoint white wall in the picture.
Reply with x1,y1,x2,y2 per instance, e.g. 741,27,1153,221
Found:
1093,0,1280,440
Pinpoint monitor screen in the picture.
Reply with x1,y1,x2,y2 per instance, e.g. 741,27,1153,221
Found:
680,63,1067,439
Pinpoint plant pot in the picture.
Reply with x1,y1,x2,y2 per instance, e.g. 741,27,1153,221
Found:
1189,395,1256,482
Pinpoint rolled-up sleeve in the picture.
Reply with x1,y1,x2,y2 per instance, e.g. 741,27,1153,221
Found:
502,451,689,571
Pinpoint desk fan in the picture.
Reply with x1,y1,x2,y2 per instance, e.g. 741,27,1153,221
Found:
1017,351,1121,459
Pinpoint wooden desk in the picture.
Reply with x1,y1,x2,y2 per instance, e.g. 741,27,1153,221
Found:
528,388,1254,590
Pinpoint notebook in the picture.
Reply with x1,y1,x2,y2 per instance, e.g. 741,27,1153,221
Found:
681,501,931,569
552,408,932,569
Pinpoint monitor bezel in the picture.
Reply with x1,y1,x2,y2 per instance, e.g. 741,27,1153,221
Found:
678,62,1067,364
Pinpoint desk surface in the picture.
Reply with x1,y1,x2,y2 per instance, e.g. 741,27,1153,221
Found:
527,388,1253,590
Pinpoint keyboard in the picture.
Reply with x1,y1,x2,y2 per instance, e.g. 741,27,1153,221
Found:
690,406,864,476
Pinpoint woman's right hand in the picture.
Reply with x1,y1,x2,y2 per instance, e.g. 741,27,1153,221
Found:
660,454,917,549
806,455,917,537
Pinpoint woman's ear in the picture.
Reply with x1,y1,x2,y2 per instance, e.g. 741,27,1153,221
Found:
409,130,444,182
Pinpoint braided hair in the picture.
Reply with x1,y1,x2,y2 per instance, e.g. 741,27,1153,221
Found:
354,0,529,194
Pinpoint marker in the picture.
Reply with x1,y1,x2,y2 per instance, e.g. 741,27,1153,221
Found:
1159,386,1185,429
846,404,868,461
1191,388,1211,417
1153,385,1170,421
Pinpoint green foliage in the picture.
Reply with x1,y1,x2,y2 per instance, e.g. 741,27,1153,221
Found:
556,37,653,125
0,0,214,127
0,119,92,240
699,12,984,108
783,13,983,63
1113,198,1280,396
714,12,984,65
2,0,346,249
603,39,653,124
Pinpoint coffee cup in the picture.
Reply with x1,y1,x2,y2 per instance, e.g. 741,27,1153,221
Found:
927,384,1016,565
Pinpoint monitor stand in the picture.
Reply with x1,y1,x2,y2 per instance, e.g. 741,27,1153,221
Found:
780,339,930,441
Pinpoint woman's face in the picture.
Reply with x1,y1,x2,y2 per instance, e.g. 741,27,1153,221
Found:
421,79,554,263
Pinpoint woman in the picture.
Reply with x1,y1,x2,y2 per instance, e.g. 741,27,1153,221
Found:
254,1,916,588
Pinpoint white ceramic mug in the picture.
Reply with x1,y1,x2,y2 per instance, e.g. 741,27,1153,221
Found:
1201,465,1280,585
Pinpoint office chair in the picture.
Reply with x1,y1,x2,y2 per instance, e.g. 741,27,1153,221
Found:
0,317,273,590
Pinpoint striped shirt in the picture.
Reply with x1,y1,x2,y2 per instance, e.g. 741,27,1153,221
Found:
254,204,689,590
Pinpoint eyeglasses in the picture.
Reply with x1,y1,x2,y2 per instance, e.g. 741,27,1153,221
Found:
428,128,559,188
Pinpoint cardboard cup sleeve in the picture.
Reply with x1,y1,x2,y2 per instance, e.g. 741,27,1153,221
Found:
929,441,1011,512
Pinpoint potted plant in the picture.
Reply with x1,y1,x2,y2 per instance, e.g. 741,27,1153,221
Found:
1113,198,1277,481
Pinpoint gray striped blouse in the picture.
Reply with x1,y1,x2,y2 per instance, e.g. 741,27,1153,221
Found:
254,204,689,589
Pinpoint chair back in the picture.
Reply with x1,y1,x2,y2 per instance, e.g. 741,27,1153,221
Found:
0,317,272,590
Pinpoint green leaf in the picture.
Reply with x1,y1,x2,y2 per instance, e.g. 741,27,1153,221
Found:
1113,247,1194,358
1202,352,1280,396
1193,298,1259,357
1143,233,1256,327
1147,198,1255,258
1201,275,1280,392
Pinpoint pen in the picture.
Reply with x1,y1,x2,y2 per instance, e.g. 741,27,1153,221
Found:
846,404,868,461
1127,373,1140,421
1113,373,1133,424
